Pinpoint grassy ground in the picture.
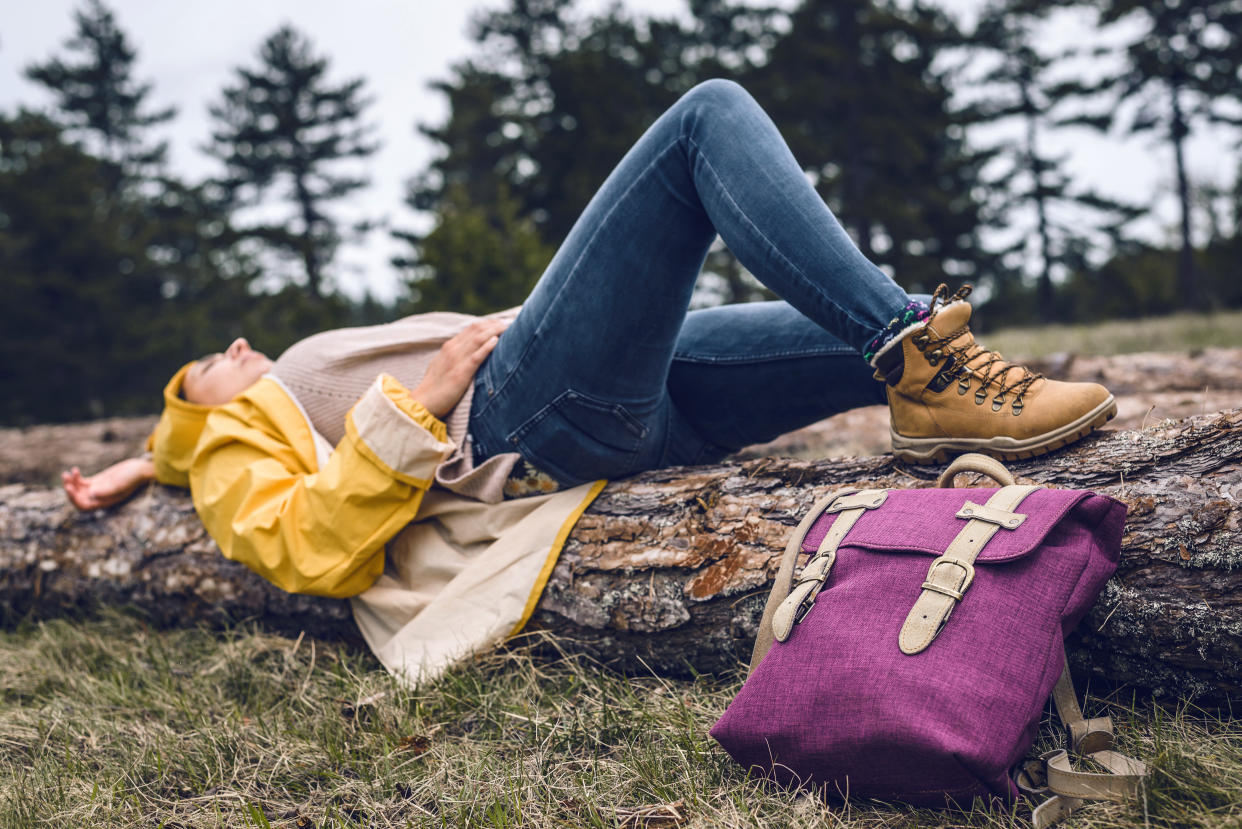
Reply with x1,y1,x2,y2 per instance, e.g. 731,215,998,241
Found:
1,612,1239,828
983,309,1242,358
5,310,1242,827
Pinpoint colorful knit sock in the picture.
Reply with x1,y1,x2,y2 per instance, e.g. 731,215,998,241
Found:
863,300,931,364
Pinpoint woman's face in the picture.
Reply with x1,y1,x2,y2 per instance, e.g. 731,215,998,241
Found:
182,337,272,406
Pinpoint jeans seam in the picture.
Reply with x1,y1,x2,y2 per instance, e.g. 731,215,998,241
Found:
672,346,855,363
687,134,883,344
511,390,645,485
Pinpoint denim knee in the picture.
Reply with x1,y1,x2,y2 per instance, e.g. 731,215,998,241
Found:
677,78,756,121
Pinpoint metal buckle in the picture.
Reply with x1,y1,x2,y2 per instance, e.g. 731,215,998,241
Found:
1014,757,1050,796
790,551,836,626
921,556,975,601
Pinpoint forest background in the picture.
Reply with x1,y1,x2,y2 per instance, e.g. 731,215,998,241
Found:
2,0,1241,425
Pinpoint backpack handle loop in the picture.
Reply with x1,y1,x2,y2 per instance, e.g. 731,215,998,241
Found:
936,453,1016,488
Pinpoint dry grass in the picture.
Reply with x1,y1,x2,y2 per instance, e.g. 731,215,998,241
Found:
1,612,1239,828
982,309,1242,358
6,312,1242,826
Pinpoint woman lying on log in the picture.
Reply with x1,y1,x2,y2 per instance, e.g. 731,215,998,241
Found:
60,80,1116,686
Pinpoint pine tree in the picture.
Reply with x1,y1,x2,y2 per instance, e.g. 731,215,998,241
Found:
0,111,166,423
967,0,1144,321
405,64,521,224
748,0,993,295
0,109,283,424
409,2,682,246
404,0,1005,308
397,2,672,308
24,0,174,179
396,184,554,315
681,0,789,305
1199,161,1242,308
205,25,378,300
1069,0,1242,310
685,0,790,80
402,0,788,307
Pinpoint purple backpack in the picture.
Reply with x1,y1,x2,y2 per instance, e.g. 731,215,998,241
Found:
711,455,1146,823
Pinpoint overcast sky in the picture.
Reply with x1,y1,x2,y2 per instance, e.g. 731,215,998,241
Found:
1,0,1235,302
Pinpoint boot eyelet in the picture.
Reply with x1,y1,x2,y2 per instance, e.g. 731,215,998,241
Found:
926,349,943,366
974,389,987,406
913,334,930,350
1012,397,1024,416
957,379,971,396
991,395,1006,412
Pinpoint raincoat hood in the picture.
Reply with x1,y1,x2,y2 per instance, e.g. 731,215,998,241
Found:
146,361,214,488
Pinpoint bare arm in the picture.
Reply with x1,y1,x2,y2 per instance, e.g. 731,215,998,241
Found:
62,456,156,511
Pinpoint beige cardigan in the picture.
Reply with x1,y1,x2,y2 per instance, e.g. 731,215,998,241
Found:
273,307,526,504
269,311,605,686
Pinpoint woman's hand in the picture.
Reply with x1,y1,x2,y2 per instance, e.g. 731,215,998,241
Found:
412,318,511,418
62,457,156,511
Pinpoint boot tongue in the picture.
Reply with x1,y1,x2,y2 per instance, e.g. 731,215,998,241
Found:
927,300,972,340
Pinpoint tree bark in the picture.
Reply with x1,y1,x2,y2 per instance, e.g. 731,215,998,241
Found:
2,410,1240,704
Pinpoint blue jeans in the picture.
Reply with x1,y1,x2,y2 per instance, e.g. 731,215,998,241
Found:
468,80,915,486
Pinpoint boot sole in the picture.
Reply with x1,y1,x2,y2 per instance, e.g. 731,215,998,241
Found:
890,395,1118,465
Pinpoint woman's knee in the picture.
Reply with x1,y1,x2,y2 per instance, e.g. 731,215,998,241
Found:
677,78,757,117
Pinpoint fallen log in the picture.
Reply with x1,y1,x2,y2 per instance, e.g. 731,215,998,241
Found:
1,410,1239,704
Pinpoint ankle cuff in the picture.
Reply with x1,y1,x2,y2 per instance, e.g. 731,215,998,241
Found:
869,319,925,368
864,300,931,366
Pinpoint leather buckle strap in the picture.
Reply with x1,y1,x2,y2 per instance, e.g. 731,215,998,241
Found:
1015,757,1050,796
768,488,887,646
826,489,887,512
749,489,859,673
920,557,975,601
956,500,1026,529
1031,748,1149,828
776,551,839,631
1044,748,1146,799
898,484,1040,655
1053,663,1116,755
790,550,837,625
1027,657,1149,828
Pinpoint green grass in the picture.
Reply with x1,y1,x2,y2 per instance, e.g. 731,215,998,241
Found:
982,309,1242,358
1,612,1239,828
6,310,1242,826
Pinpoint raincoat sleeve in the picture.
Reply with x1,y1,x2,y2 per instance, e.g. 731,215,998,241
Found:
189,373,455,598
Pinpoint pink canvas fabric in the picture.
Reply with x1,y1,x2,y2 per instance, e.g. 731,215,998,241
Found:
710,486,1125,806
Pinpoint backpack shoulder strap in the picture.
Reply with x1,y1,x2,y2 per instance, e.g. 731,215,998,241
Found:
749,488,886,674
1019,655,1149,828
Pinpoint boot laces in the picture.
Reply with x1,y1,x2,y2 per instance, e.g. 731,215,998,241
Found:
924,284,1041,405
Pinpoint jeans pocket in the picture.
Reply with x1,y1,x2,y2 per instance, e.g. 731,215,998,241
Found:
508,389,650,484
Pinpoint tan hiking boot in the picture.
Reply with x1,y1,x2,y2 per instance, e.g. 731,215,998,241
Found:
872,285,1116,464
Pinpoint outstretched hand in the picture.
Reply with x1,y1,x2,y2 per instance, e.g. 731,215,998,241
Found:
62,457,156,511
412,317,512,418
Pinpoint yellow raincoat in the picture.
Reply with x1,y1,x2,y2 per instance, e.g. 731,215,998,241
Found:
148,366,605,685
189,373,454,597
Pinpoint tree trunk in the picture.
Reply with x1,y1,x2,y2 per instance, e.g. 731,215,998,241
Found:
294,168,324,300
2,410,1240,704
1023,85,1056,321
1169,77,1203,310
